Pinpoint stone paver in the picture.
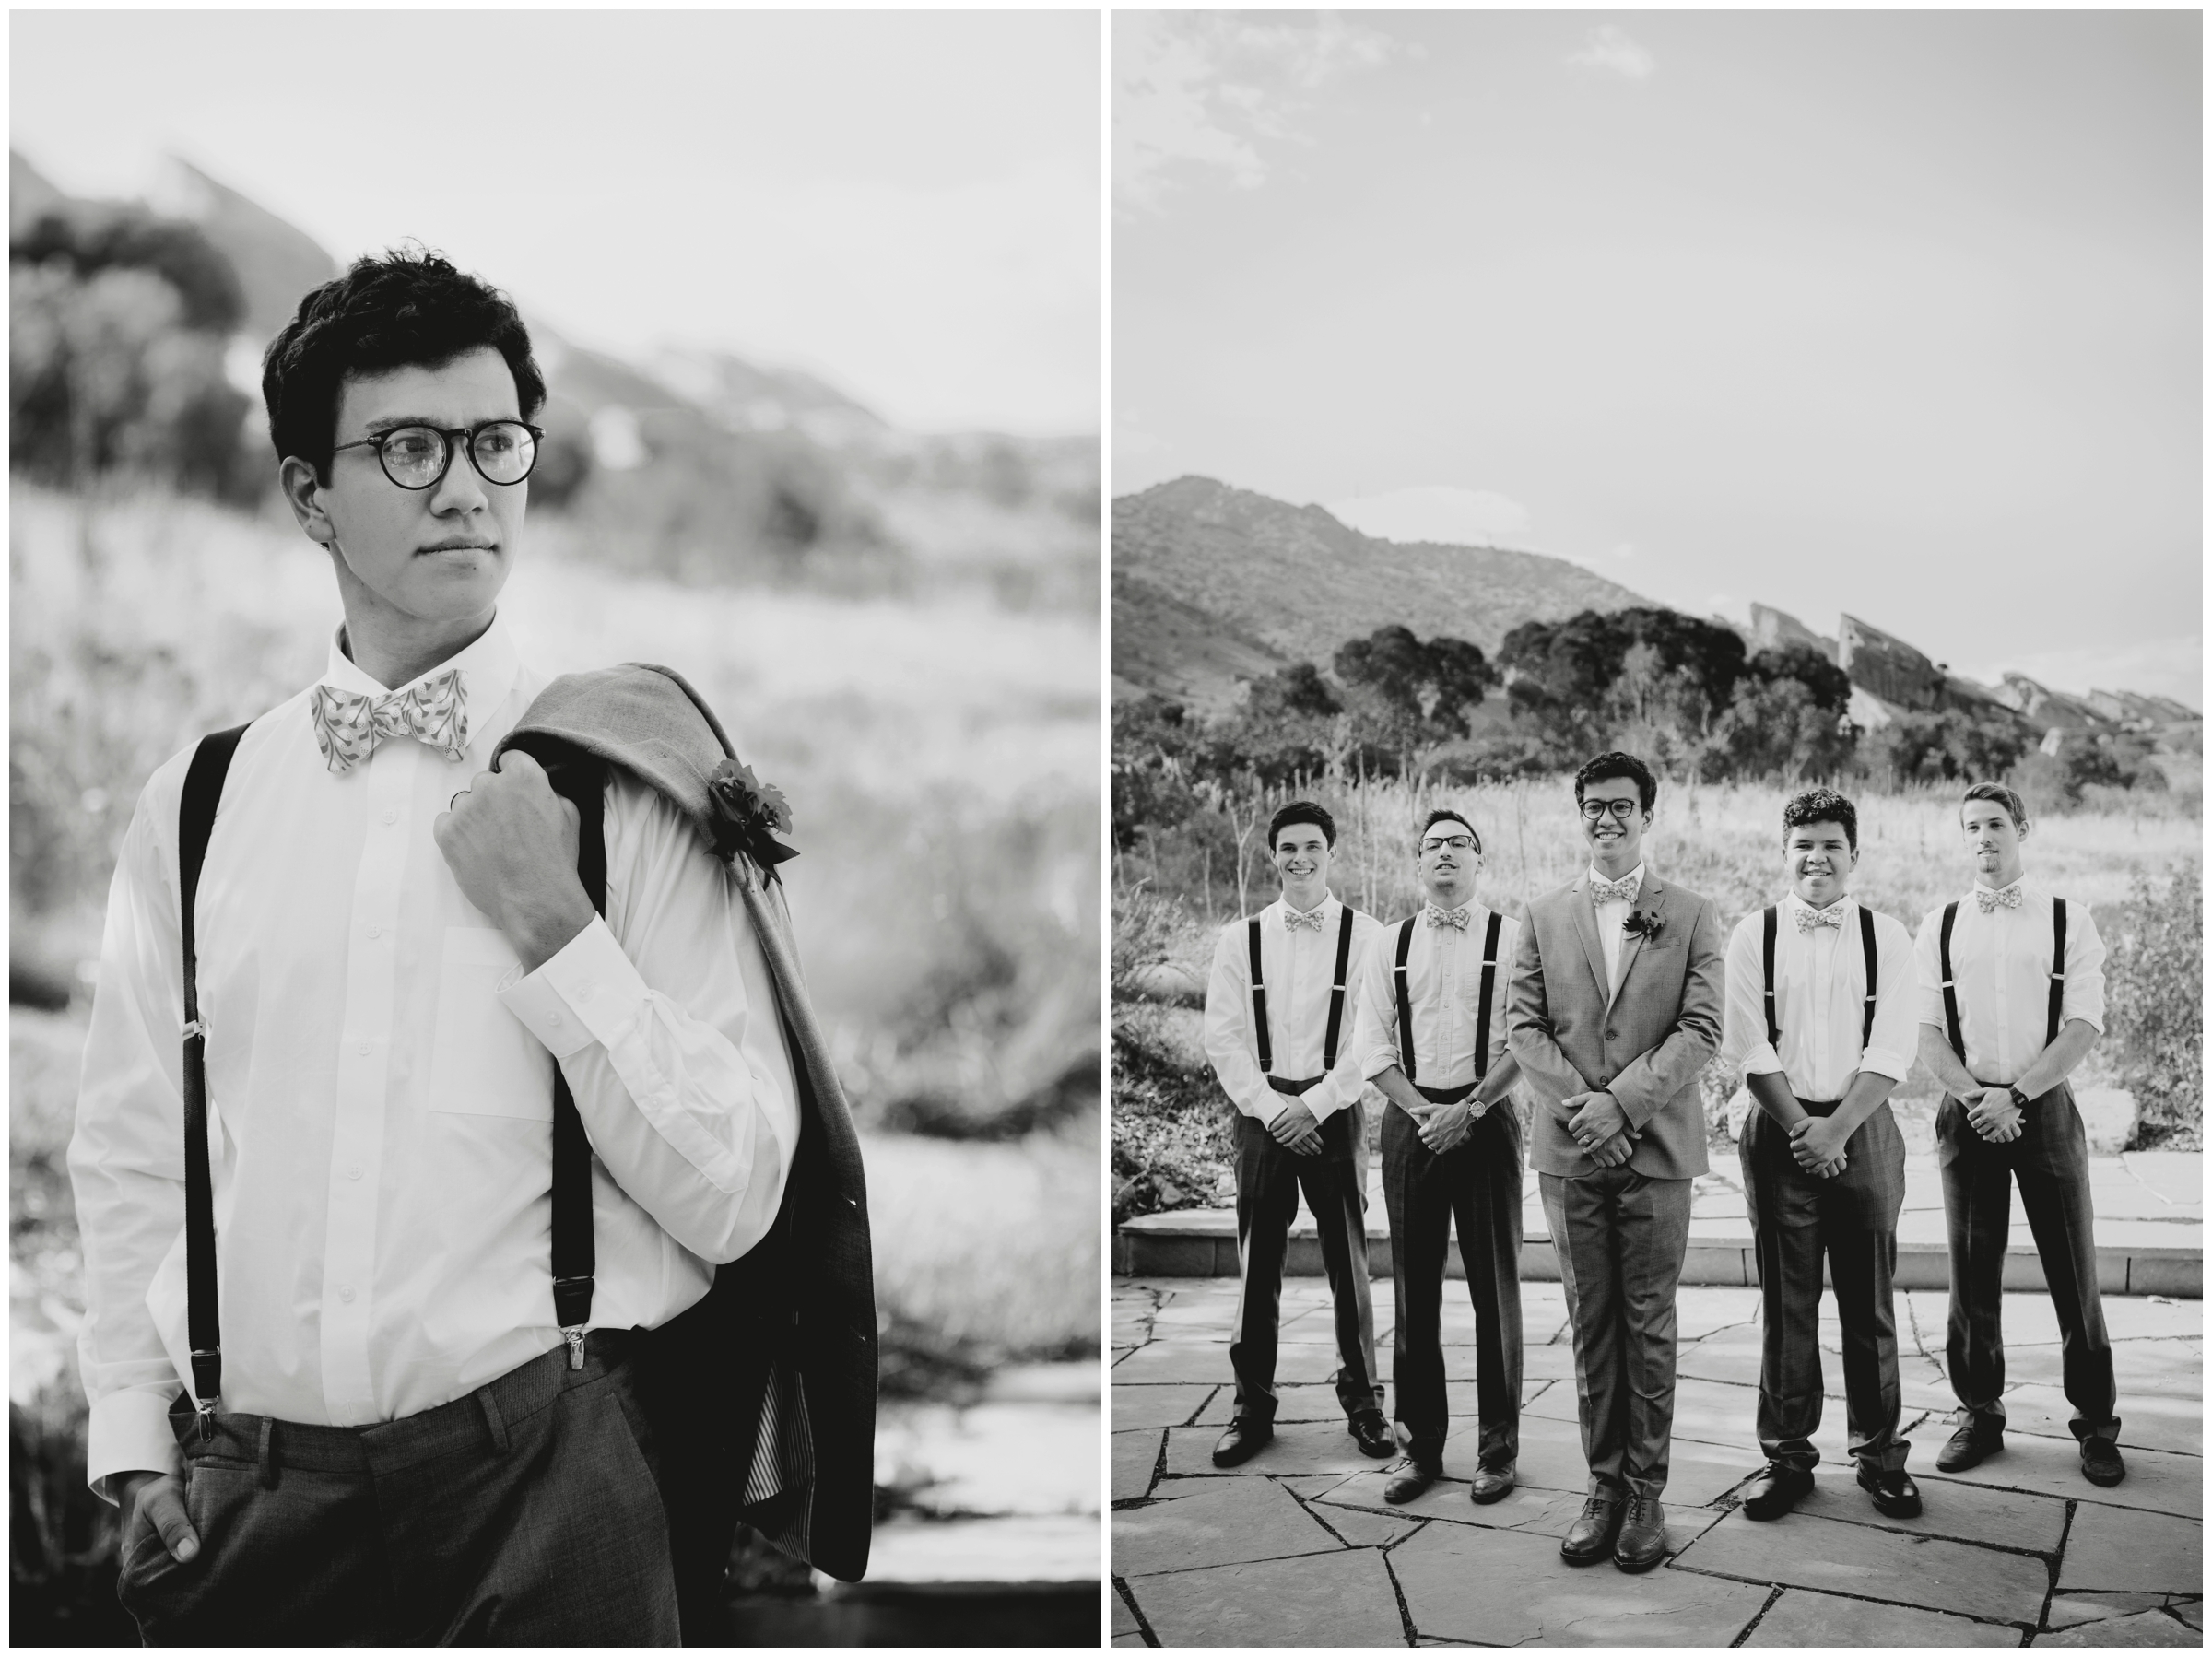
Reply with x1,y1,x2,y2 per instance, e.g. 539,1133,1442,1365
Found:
1112,1586,1141,1638
1124,1548,1406,1646
1393,1522,1771,1645
1112,1477,1342,1577
1675,1507,2052,1625
1742,1587,2022,1647
1113,1276,2204,1646
2055,1504,2203,1595
1112,1429,1162,1501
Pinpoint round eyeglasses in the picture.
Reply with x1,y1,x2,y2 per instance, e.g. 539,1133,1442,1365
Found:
1419,833,1479,853
331,421,543,491
1579,798,1641,821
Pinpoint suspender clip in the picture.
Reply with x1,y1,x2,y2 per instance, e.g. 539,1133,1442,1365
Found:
561,1326,586,1370
182,1019,208,1042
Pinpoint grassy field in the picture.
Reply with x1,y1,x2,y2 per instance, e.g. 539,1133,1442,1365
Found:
1112,772,2202,1214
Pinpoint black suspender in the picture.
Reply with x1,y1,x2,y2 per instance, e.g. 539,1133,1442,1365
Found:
1761,902,1882,1054
546,762,609,1368
1246,919,1272,1075
1857,904,1879,1049
1474,911,1502,1082
177,723,250,1434
1322,905,1355,1071
1938,901,1966,1063
2048,898,2068,1048
1394,917,1418,1082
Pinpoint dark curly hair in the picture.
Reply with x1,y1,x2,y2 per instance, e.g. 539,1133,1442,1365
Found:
1269,800,1336,851
1573,750,1656,813
262,247,546,483
1781,786,1859,853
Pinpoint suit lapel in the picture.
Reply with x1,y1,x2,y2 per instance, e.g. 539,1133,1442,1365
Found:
1605,871,1663,1012
1569,876,1612,1005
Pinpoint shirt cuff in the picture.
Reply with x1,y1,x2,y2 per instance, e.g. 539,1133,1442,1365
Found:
1857,1045,1912,1084
498,915,647,1060
1739,1041,1784,1077
88,1386,183,1500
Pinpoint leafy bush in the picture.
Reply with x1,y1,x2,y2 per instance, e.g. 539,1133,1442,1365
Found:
2102,863,2203,1149
1111,1007,1230,1223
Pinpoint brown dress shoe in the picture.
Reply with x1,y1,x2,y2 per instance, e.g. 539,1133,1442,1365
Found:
1936,1419,2001,1472
1612,1496,1667,1573
1559,1496,1625,1565
1467,1464,1515,1505
1382,1456,1441,1505
1740,1464,1814,1520
1211,1416,1273,1468
1348,1410,1396,1459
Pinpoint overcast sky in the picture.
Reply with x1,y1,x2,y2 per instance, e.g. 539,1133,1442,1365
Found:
12,11,1100,437
1114,11,2201,706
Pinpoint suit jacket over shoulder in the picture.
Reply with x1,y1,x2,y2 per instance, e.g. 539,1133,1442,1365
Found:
1506,869,1725,1181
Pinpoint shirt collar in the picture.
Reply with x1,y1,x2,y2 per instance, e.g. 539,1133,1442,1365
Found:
1784,890,1855,915
1589,863,1645,894
321,614,520,714
1277,893,1338,922
1971,876,2027,897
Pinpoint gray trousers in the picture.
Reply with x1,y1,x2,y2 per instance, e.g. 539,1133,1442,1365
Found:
117,1333,680,1646
1540,1167,1694,1501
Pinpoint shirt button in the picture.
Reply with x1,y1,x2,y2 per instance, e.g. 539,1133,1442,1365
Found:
337,1285,355,1304
547,1013,562,1028
347,1166,363,1181
358,1041,372,1055
382,809,398,826
366,925,382,939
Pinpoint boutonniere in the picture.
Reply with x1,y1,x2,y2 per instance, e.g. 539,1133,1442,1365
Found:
706,758,800,874
1621,908,1665,940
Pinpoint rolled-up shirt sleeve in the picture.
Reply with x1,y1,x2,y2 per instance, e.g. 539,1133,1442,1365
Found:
1857,913,1918,1083
1719,912,1783,1077
67,760,194,1498
1912,909,1949,1033
1202,922,1282,1124
2061,903,2107,1035
1356,931,1403,1082
499,776,797,1266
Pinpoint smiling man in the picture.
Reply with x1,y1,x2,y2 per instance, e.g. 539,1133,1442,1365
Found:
1201,801,1393,1468
68,251,800,1643
1353,808,1526,1506
1719,788,1921,1522
1506,751,1724,1573
1912,782,2122,1489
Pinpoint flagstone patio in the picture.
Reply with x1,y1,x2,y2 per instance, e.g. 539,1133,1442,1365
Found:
1112,1276,2202,1646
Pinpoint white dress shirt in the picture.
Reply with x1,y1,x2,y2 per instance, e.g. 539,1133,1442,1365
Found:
1588,863,1645,995
1354,905,1519,1096
68,618,800,1495
1913,879,2106,1086
1719,894,1916,1101
1203,895,1381,1125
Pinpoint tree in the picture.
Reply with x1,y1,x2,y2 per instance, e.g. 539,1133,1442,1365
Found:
1705,674,1857,781
1332,624,1495,745
1863,708,2029,784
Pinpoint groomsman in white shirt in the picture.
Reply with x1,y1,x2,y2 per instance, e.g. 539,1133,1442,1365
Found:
1913,782,2124,1487
1719,788,1921,1521
1353,808,1526,1506
1202,802,1394,1466
70,251,797,1642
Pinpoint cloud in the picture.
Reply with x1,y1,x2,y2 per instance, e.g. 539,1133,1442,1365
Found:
1567,24,1654,81
1325,485,1533,546
1114,12,1403,214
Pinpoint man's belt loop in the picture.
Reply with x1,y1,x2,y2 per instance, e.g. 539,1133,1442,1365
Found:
256,1416,279,1490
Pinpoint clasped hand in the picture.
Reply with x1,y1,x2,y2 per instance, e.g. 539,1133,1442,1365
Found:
1965,1086,2024,1144
1412,1095,1482,1155
1788,1115,1851,1180
1267,1097,1325,1156
1564,1090,1634,1167
434,751,593,970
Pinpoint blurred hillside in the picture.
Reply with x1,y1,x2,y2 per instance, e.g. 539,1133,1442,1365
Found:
9,149,1099,609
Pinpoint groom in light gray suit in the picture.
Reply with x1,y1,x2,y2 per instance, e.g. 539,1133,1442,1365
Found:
1508,751,1724,1574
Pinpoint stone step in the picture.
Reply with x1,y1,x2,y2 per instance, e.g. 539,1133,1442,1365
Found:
1115,1153,2203,1296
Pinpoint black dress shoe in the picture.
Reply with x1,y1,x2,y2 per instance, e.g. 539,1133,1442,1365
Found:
1559,1496,1625,1565
1936,1420,2002,1473
1211,1416,1273,1468
2080,1436,2127,1487
1467,1463,1515,1505
1382,1457,1441,1505
1856,1463,1923,1518
1612,1496,1667,1573
1740,1464,1815,1520
1348,1410,1396,1459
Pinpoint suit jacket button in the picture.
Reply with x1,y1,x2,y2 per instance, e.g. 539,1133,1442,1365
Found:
1606,1028,1618,1040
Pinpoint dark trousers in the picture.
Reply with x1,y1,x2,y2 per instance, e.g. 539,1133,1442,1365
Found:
1229,1099,1382,1422
1540,1166,1694,1501
1740,1100,1910,1474
1936,1080,2120,1441
117,1334,680,1646
1379,1090,1523,1468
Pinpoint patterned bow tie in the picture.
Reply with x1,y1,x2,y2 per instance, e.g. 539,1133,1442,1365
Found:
310,669,468,776
1283,906,1326,932
1794,902,1848,934
1590,876,1640,905
1424,905,1470,931
1975,883,2025,914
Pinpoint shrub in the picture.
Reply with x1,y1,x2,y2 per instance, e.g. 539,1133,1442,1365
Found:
1111,1009,1229,1223
2103,862,2203,1149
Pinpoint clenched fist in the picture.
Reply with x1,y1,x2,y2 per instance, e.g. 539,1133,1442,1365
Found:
434,750,594,970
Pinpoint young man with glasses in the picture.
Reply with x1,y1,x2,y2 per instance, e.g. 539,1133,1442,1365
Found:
1506,751,1724,1573
1912,782,2123,1488
1352,808,1527,1506
70,250,800,1642
1202,802,1394,1467
1718,789,1921,1522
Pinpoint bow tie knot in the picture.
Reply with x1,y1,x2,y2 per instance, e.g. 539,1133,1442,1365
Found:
1794,901,1848,934
1423,905,1470,931
1974,883,2025,914
1283,906,1326,932
1590,876,1640,905
311,669,469,776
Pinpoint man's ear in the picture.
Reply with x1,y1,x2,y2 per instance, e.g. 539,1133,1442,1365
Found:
279,455,336,546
